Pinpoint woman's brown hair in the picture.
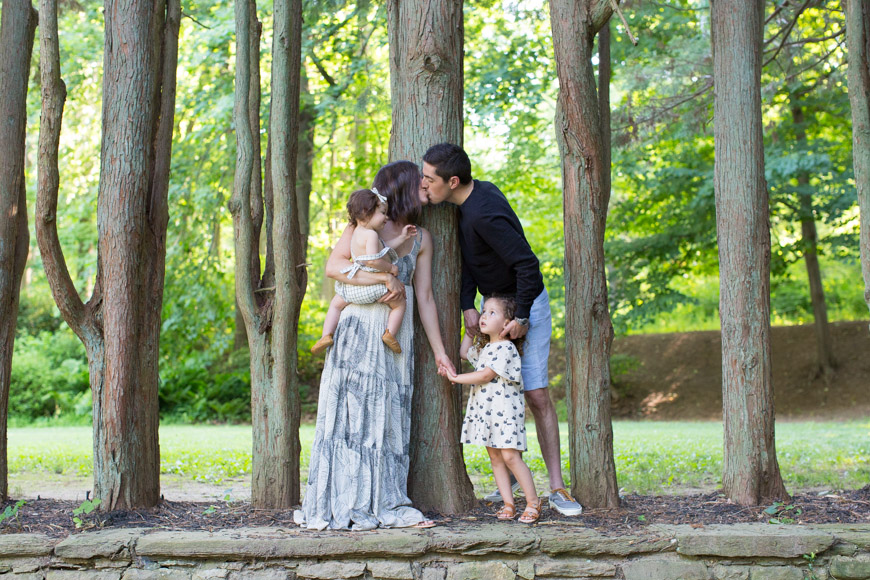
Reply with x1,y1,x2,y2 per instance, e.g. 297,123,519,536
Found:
372,160,422,225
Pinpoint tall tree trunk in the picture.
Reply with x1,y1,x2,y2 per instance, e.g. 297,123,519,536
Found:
598,21,611,200
297,68,314,256
388,0,475,514
37,0,180,510
844,0,870,319
231,0,306,509
0,0,37,502
712,0,788,505
549,0,620,508
791,104,835,378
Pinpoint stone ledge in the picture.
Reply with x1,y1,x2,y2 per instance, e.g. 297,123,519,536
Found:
673,523,836,557
0,534,54,557
0,522,867,580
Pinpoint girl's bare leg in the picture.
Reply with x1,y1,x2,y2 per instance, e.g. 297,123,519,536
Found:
487,447,516,506
501,449,539,504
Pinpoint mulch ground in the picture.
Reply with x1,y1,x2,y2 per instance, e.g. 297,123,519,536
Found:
4,487,869,539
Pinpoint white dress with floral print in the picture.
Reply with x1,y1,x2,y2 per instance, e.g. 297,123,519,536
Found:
461,341,526,450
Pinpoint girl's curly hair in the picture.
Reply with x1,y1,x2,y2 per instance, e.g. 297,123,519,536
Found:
472,294,525,356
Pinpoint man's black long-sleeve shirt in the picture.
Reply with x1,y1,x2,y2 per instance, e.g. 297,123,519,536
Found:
458,180,544,319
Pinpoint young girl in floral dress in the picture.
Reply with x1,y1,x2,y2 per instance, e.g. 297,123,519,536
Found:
445,295,542,524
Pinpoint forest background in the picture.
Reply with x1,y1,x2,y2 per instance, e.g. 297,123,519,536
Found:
9,0,865,425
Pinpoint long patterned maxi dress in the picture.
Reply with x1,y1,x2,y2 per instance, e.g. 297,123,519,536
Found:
294,234,425,530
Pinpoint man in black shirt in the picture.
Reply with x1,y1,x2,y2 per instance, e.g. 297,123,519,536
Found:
420,143,583,516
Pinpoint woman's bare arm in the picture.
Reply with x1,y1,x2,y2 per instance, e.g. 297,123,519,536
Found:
414,228,457,376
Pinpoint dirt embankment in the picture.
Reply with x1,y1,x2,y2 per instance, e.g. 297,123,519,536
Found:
552,320,870,420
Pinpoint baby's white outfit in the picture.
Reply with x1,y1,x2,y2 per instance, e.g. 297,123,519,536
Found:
334,241,398,304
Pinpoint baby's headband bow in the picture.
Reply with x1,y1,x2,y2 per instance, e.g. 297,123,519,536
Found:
371,187,387,203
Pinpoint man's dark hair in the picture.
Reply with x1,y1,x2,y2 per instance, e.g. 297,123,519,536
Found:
423,143,472,185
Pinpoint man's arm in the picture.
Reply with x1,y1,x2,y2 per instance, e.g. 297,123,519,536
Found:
474,213,541,320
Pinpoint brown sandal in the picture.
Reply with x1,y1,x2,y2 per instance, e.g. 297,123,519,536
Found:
382,329,402,354
311,334,334,355
519,499,542,524
495,503,517,520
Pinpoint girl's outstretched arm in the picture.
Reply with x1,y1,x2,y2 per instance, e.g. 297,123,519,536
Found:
445,367,497,385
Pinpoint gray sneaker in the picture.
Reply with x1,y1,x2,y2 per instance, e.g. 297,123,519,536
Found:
483,480,522,502
548,488,583,516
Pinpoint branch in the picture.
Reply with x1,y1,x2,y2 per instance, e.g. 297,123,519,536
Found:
309,51,336,87
782,37,846,83
765,28,844,51
610,0,638,46
181,11,210,29
36,0,89,339
765,0,793,26
614,80,713,130
763,0,812,66
590,0,614,36
647,0,708,12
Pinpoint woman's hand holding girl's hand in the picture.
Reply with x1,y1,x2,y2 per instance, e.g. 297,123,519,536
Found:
435,353,457,377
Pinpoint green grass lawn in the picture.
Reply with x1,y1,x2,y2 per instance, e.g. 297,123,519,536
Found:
7,420,869,497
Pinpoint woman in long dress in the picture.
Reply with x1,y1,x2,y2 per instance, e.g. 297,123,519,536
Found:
294,161,455,531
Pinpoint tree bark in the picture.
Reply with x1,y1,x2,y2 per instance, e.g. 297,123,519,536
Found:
844,0,870,319
791,104,835,378
297,68,314,254
712,0,789,505
231,0,306,509
549,0,620,508
0,0,37,502
387,0,475,514
37,0,180,510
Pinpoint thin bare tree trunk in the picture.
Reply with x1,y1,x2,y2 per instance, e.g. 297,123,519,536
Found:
387,0,475,514
231,0,306,509
844,0,870,320
549,0,620,509
791,104,835,378
297,68,314,255
0,0,37,501
38,0,180,510
712,0,788,505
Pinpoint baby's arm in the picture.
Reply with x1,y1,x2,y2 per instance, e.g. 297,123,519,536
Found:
384,224,418,249
356,229,398,275
445,367,497,385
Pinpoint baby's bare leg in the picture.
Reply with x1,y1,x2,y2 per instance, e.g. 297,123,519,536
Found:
385,296,406,337
322,294,348,337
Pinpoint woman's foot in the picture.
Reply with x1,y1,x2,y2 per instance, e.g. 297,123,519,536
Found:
311,334,334,355
382,329,402,353
518,499,542,524
495,503,517,520
412,520,436,529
